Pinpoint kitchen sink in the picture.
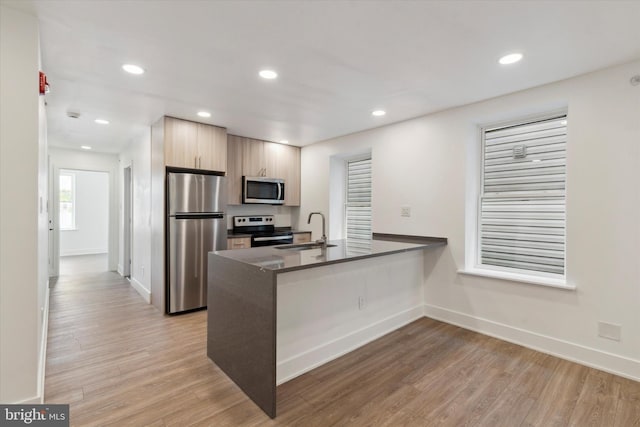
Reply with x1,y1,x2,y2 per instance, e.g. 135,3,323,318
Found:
275,243,337,251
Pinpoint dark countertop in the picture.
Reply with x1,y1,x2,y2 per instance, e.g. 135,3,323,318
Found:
212,236,446,273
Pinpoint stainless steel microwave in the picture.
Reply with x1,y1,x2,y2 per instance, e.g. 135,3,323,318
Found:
242,176,285,204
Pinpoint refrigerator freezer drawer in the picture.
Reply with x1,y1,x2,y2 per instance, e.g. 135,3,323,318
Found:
168,216,226,313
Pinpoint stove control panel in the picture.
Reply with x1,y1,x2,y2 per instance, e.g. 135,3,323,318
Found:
233,215,275,228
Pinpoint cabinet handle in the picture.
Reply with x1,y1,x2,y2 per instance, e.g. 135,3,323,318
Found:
199,157,201,168
195,156,198,168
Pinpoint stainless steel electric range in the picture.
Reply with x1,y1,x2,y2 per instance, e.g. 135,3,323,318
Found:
232,215,293,247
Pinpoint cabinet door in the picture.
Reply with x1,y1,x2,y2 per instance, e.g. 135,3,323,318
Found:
265,142,301,206
226,135,244,205
197,123,227,172
164,117,198,169
241,138,265,177
293,232,311,244
227,237,251,249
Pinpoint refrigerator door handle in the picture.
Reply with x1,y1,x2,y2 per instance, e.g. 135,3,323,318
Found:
174,212,224,219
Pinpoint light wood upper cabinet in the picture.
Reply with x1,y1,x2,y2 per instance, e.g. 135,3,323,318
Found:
196,123,227,172
226,135,301,206
164,116,198,169
270,143,301,206
242,137,266,177
163,117,227,173
226,135,244,205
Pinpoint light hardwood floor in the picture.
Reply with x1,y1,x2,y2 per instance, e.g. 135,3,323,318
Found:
45,266,640,426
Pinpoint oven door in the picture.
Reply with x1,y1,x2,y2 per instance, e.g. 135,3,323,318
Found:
252,234,294,247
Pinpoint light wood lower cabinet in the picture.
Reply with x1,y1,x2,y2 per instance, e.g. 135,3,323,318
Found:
293,232,312,244
227,236,251,250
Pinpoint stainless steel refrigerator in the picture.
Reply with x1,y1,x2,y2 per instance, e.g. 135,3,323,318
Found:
167,172,227,314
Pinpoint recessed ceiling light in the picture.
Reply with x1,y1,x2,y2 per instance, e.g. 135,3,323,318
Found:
499,53,523,65
81,146,92,150
280,140,289,144
372,110,386,117
94,119,109,125
122,64,145,75
259,69,278,79
197,111,211,118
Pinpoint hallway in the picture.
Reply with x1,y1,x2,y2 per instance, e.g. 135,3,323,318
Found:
44,265,252,426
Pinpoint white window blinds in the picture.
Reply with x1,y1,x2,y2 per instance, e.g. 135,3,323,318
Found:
346,157,372,244
480,115,567,276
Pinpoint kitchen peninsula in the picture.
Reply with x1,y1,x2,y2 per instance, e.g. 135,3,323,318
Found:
207,235,446,418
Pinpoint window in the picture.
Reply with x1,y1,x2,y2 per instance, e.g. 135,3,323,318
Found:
59,172,76,230
478,113,567,278
345,156,372,246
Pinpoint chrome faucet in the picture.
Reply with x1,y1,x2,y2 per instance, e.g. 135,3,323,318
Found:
307,212,327,246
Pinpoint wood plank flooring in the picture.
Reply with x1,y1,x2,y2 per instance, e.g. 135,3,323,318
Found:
45,262,640,426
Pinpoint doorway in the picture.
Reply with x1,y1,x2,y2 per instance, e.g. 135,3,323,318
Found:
54,169,110,276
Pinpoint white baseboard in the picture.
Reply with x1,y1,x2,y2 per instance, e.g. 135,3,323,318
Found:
424,303,640,382
277,305,424,385
37,285,50,404
16,395,44,405
130,277,151,304
117,264,123,276
60,249,107,256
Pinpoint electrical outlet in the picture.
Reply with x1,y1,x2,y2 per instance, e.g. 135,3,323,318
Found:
598,321,621,341
401,206,411,217
358,296,366,310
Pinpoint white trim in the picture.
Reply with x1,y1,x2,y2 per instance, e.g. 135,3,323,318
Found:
37,285,50,404
458,267,574,290
15,395,44,405
129,277,151,304
277,305,423,385
424,304,640,382
117,263,124,276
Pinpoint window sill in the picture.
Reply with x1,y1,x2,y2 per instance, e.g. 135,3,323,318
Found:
458,268,575,290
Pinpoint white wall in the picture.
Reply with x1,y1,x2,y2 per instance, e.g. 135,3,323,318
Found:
299,60,640,380
277,250,424,383
49,148,119,272
119,129,152,302
60,170,109,256
0,5,48,403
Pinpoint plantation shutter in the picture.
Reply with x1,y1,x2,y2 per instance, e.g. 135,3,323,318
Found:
346,157,372,244
480,115,566,275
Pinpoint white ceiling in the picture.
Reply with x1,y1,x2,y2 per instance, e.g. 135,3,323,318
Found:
5,0,640,153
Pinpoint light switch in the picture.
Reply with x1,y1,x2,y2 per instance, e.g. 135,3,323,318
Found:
400,206,411,217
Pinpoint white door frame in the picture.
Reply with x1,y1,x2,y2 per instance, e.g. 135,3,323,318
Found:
48,155,58,277
51,167,113,274
122,165,132,277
